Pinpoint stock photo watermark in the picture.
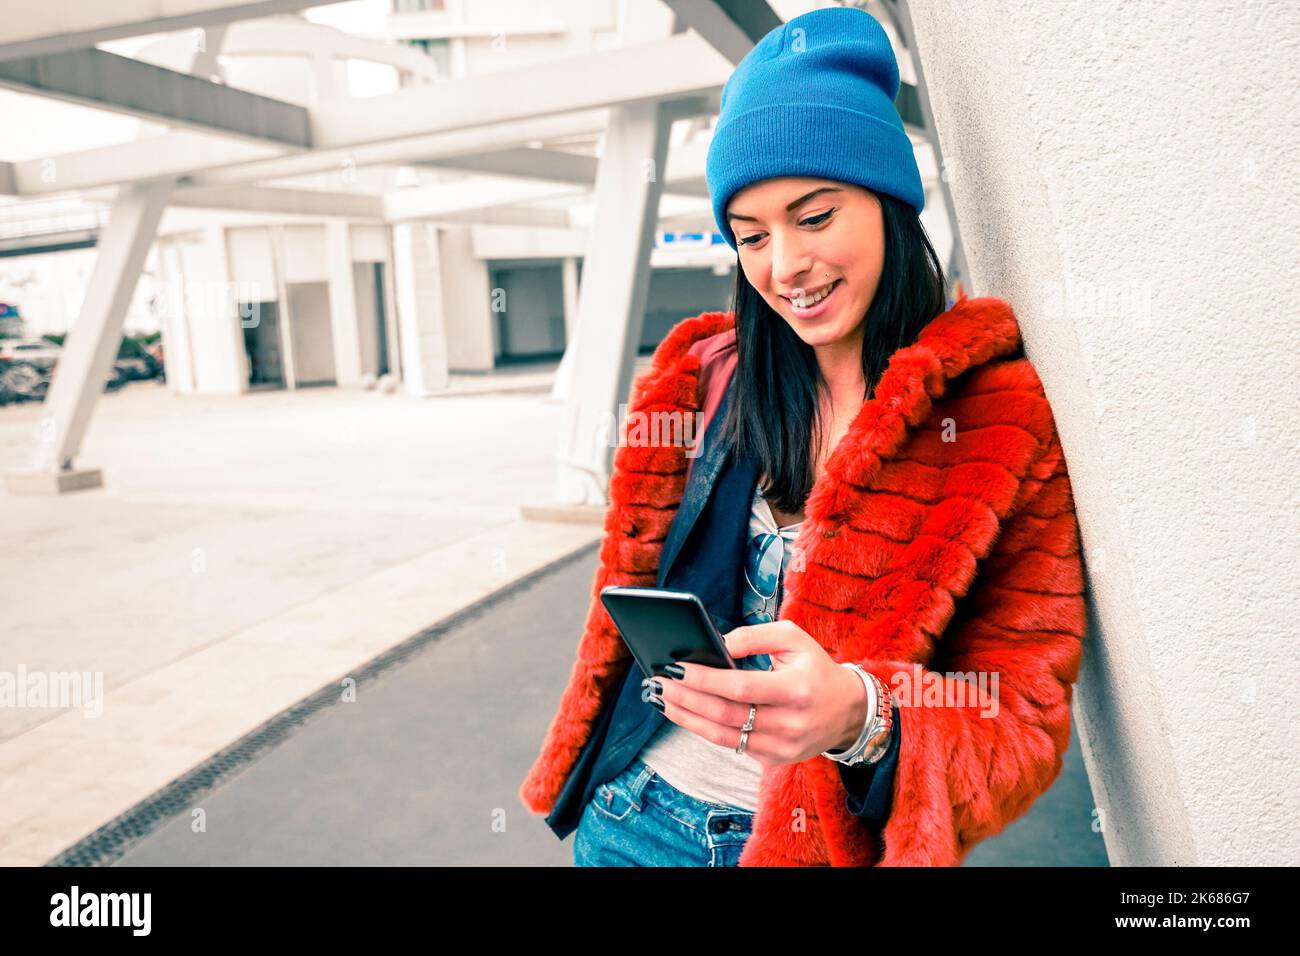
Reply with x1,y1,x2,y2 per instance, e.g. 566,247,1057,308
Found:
1039,277,1154,331
50,886,150,936
0,665,104,718
148,279,270,328
597,404,706,459
888,663,1001,718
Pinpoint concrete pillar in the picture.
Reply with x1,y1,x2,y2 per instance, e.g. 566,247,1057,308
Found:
183,225,245,396
391,221,450,396
155,239,197,395
906,0,1299,865
267,225,298,391
561,255,580,345
326,220,364,386
437,225,494,372
549,254,581,402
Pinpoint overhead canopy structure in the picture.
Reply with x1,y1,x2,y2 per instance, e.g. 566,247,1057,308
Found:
0,0,958,503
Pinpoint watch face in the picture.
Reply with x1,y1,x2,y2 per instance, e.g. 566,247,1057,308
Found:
861,729,891,760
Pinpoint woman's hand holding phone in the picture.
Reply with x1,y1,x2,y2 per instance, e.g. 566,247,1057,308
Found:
646,620,870,764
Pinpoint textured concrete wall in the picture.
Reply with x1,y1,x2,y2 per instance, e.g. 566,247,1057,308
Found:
907,0,1299,865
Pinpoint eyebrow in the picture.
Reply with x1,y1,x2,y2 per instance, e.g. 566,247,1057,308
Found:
726,186,843,223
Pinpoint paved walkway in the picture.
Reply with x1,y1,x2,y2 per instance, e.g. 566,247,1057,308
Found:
93,546,1106,866
0,370,603,865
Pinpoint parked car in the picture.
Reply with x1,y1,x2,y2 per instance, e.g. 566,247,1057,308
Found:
0,357,47,404
144,339,165,382
115,337,164,382
0,337,60,372
0,337,132,403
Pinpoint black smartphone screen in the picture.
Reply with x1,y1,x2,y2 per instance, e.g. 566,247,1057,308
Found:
598,586,737,679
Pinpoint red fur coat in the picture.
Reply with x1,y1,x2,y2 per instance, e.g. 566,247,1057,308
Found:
519,293,1087,866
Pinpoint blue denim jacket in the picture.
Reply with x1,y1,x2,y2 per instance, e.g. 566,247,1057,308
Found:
543,377,900,840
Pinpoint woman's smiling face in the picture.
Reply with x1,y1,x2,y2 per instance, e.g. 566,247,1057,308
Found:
726,177,884,348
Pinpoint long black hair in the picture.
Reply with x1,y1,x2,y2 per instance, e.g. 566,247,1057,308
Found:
719,187,948,516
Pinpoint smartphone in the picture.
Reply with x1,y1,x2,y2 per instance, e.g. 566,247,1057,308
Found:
598,585,737,679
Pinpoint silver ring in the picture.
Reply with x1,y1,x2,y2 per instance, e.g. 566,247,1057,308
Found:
736,703,757,753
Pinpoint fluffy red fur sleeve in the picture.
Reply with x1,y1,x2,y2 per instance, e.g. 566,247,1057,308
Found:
863,428,1087,866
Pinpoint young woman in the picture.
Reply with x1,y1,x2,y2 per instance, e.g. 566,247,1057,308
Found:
519,6,1086,867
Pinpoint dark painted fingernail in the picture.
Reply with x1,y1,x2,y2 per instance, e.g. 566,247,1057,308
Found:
661,663,685,680
648,697,665,711
641,677,663,697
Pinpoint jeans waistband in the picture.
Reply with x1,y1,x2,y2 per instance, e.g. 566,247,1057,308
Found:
624,757,756,846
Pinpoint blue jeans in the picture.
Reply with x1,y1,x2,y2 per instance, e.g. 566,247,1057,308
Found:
572,757,755,866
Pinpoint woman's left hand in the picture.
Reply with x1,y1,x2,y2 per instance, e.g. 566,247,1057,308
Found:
646,620,869,766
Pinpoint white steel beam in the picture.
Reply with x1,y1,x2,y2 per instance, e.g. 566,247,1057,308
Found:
7,110,615,197
416,205,571,229
192,90,715,193
385,12,569,42
7,25,227,494
382,179,585,223
553,96,676,505
419,142,711,199
171,181,581,226
27,180,173,476
83,181,575,228
170,184,386,219
6,80,721,199
419,148,597,187
310,31,732,150
210,17,438,77
552,0,686,504
0,48,312,147
0,1,347,61
659,0,781,66
4,132,279,197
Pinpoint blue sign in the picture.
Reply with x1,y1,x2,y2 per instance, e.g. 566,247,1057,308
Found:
657,231,728,247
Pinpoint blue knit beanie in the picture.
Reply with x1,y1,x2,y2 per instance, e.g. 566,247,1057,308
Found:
706,6,924,251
